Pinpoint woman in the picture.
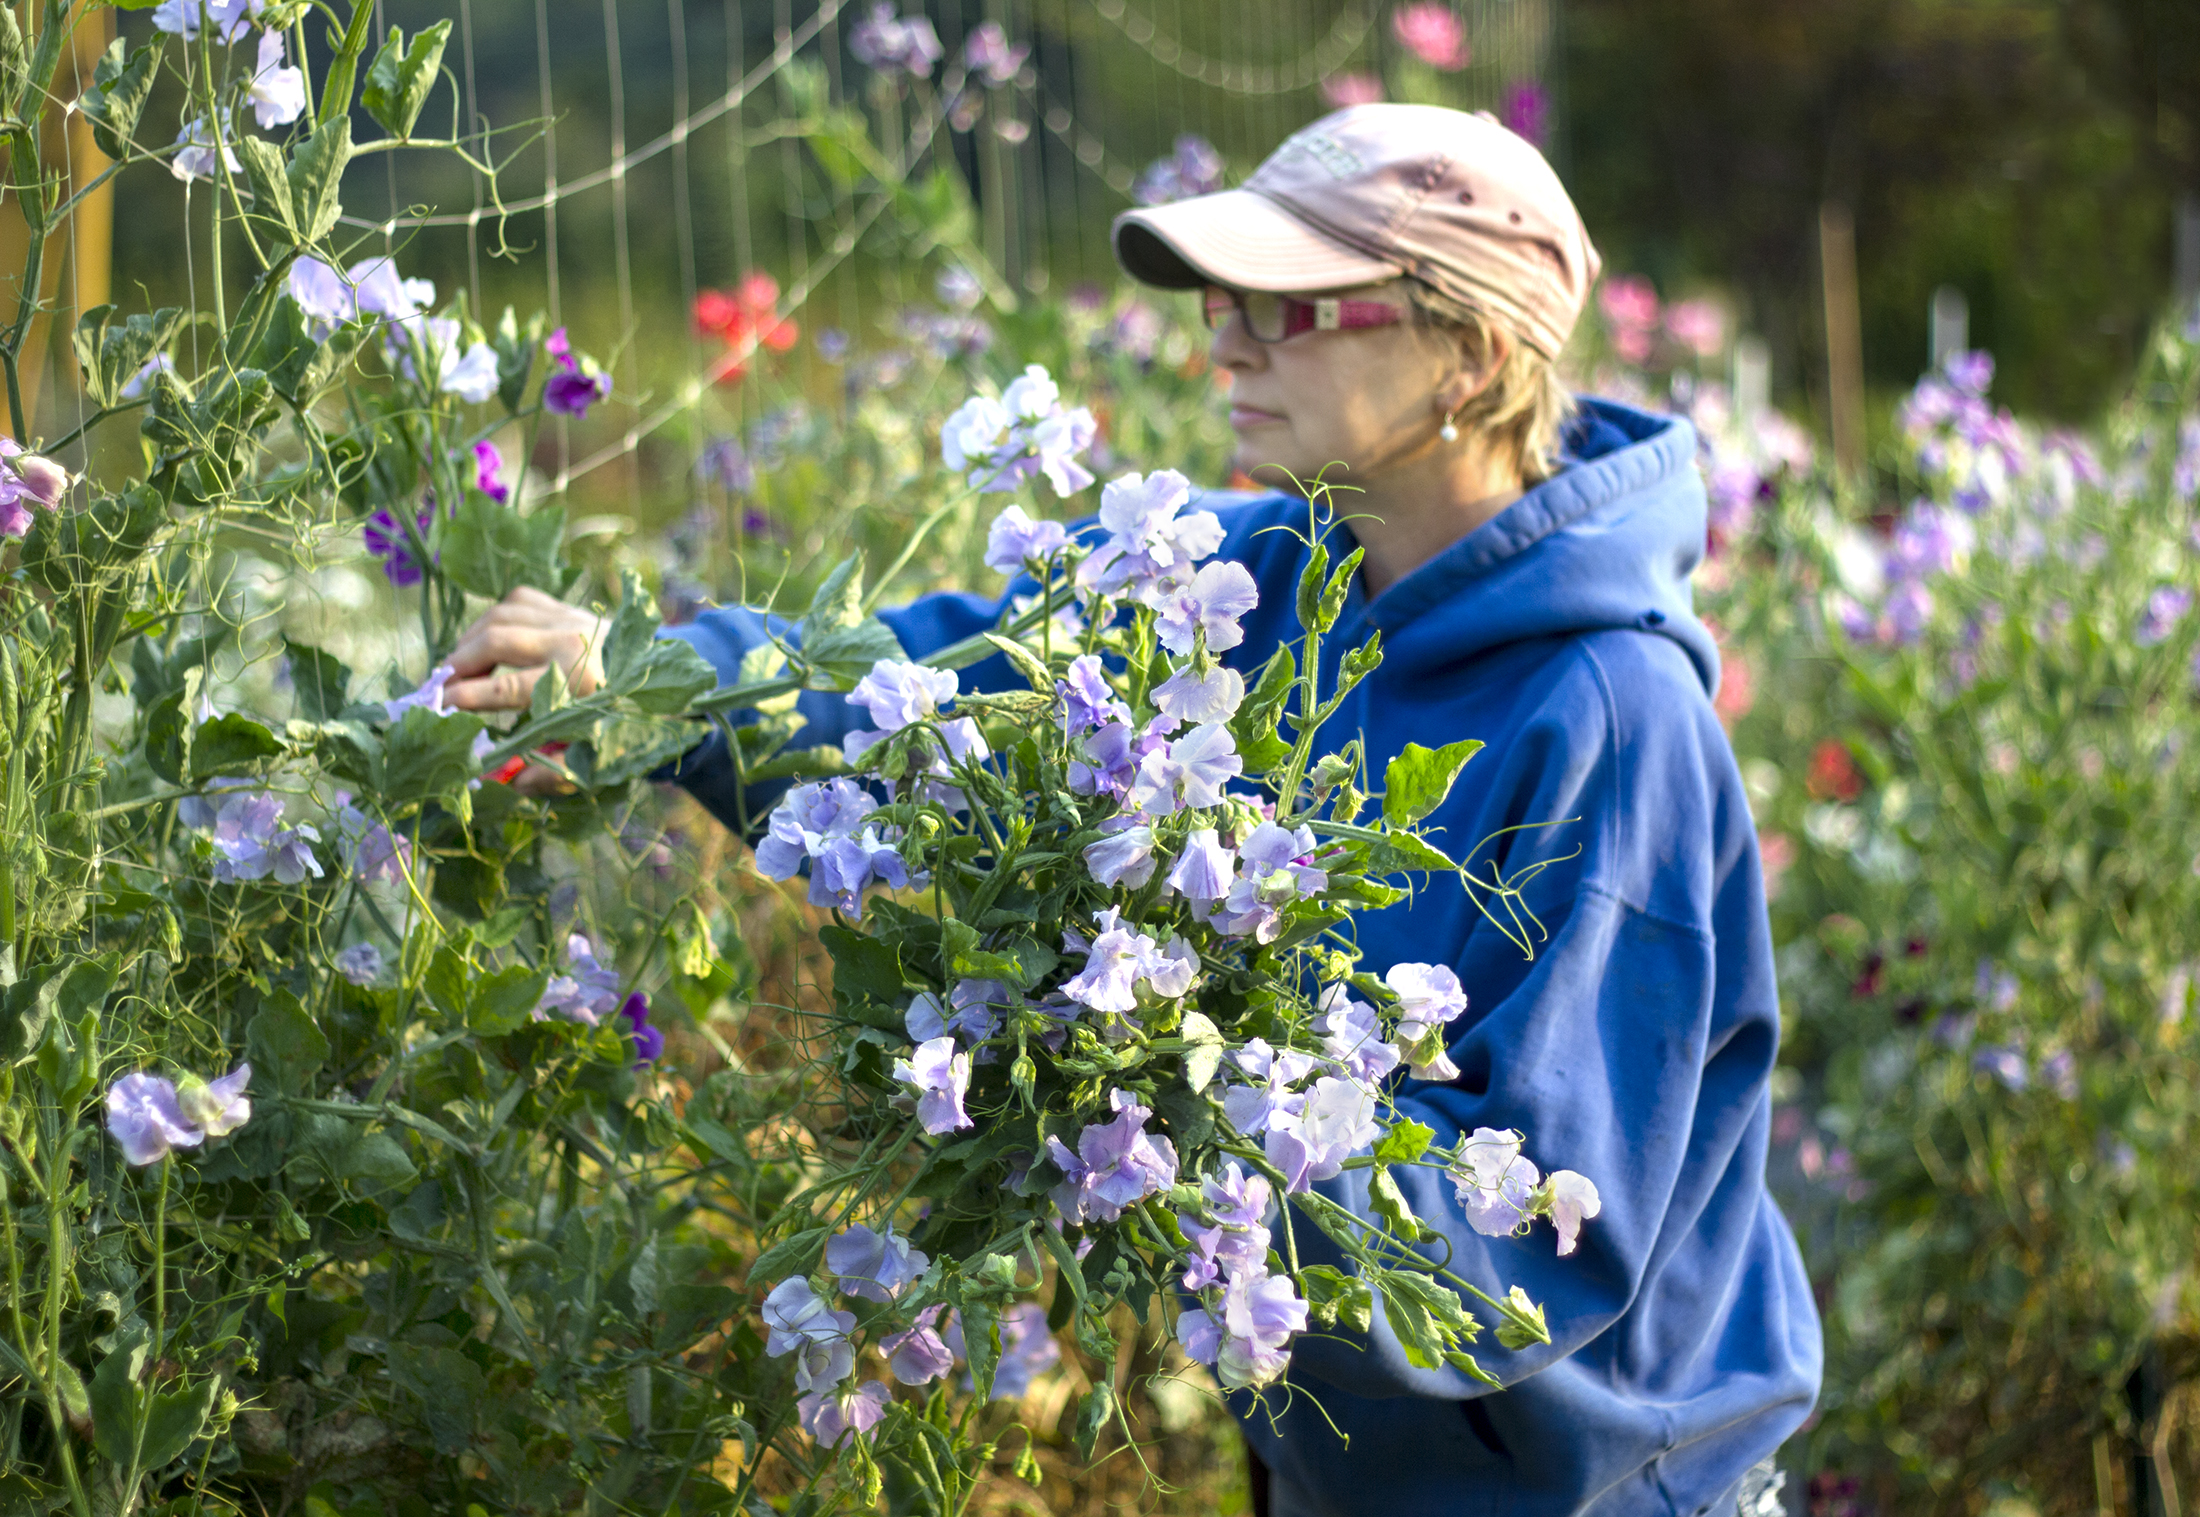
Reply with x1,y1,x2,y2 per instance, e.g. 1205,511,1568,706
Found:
448,103,1820,1516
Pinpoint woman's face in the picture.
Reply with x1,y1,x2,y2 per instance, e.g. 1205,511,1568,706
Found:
1206,283,1457,490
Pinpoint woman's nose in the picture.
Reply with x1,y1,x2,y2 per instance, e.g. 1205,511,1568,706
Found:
1210,311,1264,370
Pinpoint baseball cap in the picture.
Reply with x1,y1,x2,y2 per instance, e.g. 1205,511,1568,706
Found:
1112,103,1601,360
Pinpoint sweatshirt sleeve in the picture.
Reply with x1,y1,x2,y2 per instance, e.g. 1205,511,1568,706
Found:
655,586,1029,835
1282,635,1782,1403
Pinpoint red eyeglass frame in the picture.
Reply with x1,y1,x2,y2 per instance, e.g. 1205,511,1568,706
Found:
1200,286,1406,343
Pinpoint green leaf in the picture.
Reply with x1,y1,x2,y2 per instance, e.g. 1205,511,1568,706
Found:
1363,831,1460,877
1299,1264,1374,1333
382,707,485,805
441,490,565,601
1072,1382,1115,1459
235,136,299,244
1372,1119,1436,1167
746,1224,829,1284
137,1379,218,1471
80,36,159,159
89,1336,148,1463
72,304,185,410
980,631,1056,692
1383,739,1484,827
360,21,451,140
1296,542,1330,632
21,485,167,592
820,925,906,1003
1368,1169,1427,1242
3,954,119,1064
800,554,866,633
190,712,284,779
470,964,549,1035
247,989,329,1091
599,572,719,713
492,306,544,414
1494,1285,1549,1351
959,1299,1000,1403
1374,1268,1473,1370
329,1130,417,1194
285,116,352,243
569,715,698,789
251,292,360,405
283,641,352,723
800,617,905,689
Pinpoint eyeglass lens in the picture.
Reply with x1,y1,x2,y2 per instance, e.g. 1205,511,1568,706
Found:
1201,288,1290,341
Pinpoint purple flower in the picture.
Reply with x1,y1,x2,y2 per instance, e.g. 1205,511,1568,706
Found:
983,503,1072,573
538,933,624,1025
336,942,383,986
905,980,1007,1044
762,1278,856,1356
209,794,323,885
473,440,510,504
1884,579,1934,644
962,21,1027,84
1176,1269,1306,1390
816,328,852,363
700,436,755,492
1207,821,1324,942
1943,350,1994,396
1178,1161,1273,1290
1152,664,1245,727
1500,79,1549,146
246,28,306,128
1547,1169,1602,1256
1451,1127,1540,1235
1068,719,1147,804
1315,985,1400,1087
347,815,412,886
287,257,353,336
384,663,457,721
882,1305,956,1384
826,1223,930,1302
941,369,1097,497
1083,820,1159,888
1164,827,1236,905
1060,907,1164,1015
851,659,959,732
1131,722,1243,815
1057,655,1125,735
105,1073,204,1165
754,779,880,877
1264,1076,1378,1193
2175,417,2200,501
174,1063,251,1137
893,1036,973,1133
849,3,942,76
956,1303,1061,1399
1131,134,1225,207
1975,960,2020,1012
1152,560,1259,656
2041,1049,2078,1101
1045,1088,1179,1222
808,828,909,918
2138,586,2192,648
151,0,262,42
1885,503,1974,583
542,327,610,416
168,115,239,183
1973,1044,2028,1092
618,991,663,1065
1386,962,1468,1080
1220,1038,1320,1138
798,1380,891,1444
1079,470,1225,596
363,502,436,586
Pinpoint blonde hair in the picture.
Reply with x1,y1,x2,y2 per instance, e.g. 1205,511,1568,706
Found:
1403,281,1575,485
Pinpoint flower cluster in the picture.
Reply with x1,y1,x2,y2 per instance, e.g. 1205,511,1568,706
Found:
1391,3,1470,69
289,257,500,402
180,788,323,885
159,4,305,182
694,273,799,386
848,4,943,77
1130,135,1226,207
752,777,911,919
106,1064,252,1166
939,364,1099,497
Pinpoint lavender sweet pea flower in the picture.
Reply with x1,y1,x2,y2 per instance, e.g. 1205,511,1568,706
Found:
940,395,1009,472
826,1223,931,1302
762,1278,856,1356
991,1303,1061,1397
336,942,383,986
2137,586,2192,648
1387,962,1468,1080
106,1073,204,1165
1178,1161,1273,1290
983,503,1072,573
1164,827,1236,905
798,1380,891,1445
882,1305,956,1385
1079,469,1226,593
1047,1088,1179,1223
1219,1038,1317,1138
892,1036,973,1133
963,20,1028,83
288,256,354,334
384,663,458,720
174,1063,251,1137
1151,664,1246,726
1060,908,1163,1014
1056,654,1122,734
1973,1044,2028,1092
849,3,942,75
441,341,501,404
261,824,324,885
1546,1169,1602,1257
808,828,908,918
851,659,959,733
1067,719,1145,804
1083,820,1159,888
152,0,263,40
791,1336,856,1394
170,115,240,183
1152,560,1259,656
1314,984,1401,1087
538,934,623,1025
1264,1075,1378,1193
351,820,411,886
347,256,432,320
1131,722,1243,815
1177,1269,1307,1390
1145,936,1200,1000
1451,1127,1541,1236
247,28,306,128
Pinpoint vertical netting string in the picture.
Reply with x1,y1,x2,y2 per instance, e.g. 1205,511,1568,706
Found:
535,0,567,485
601,0,639,510
458,0,484,314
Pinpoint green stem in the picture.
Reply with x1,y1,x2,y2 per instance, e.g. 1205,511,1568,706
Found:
316,0,376,127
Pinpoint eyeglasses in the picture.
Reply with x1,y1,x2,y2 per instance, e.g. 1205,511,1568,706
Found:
1200,286,1407,343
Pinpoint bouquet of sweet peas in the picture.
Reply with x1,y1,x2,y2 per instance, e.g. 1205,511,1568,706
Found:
727,366,1602,1488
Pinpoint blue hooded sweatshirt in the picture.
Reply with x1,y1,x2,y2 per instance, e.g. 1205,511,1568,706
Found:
662,398,1823,1515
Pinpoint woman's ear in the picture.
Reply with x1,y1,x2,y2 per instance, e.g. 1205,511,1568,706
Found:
1433,325,1513,415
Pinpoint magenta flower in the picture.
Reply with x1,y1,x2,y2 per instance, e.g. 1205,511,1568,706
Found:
1391,2,1469,69
826,1223,930,1302
1045,1088,1179,1223
0,440,68,538
1500,78,1549,145
472,440,511,504
892,1035,973,1133
105,1073,205,1165
363,502,437,587
1664,297,1726,359
618,991,663,1065
542,327,611,416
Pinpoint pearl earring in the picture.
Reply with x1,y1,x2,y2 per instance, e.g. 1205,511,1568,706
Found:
1438,409,1459,443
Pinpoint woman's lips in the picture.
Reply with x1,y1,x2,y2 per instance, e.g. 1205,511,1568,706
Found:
1229,404,1282,428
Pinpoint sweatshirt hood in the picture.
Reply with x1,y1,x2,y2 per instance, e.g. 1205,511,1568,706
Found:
1337,397,1719,696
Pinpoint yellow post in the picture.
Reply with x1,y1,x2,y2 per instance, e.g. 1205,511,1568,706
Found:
0,5,115,442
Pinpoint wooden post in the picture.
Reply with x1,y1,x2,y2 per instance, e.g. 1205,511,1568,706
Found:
0,6,114,442
1819,201,1866,482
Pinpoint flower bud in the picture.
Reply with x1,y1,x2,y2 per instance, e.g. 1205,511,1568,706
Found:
12,453,68,506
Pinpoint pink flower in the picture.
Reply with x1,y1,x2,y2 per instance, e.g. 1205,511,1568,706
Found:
1391,2,1469,69
1598,274,1660,334
1665,299,1727,359
1320,71,1384,108
1500,79,1548,145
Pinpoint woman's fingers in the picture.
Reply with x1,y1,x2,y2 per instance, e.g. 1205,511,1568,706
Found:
511,762,577,796
444,663,546,712
445,589,610,711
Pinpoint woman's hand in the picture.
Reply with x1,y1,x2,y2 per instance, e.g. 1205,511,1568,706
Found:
446,587,611,793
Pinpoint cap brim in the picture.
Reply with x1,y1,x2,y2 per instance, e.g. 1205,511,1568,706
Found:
1112,188,1404,294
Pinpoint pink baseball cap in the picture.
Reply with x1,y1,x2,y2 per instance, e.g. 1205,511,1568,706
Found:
1112,103,1601,360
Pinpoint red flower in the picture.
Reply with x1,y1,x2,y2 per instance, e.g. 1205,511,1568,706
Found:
693,271,799,387
1805,739,1864,802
